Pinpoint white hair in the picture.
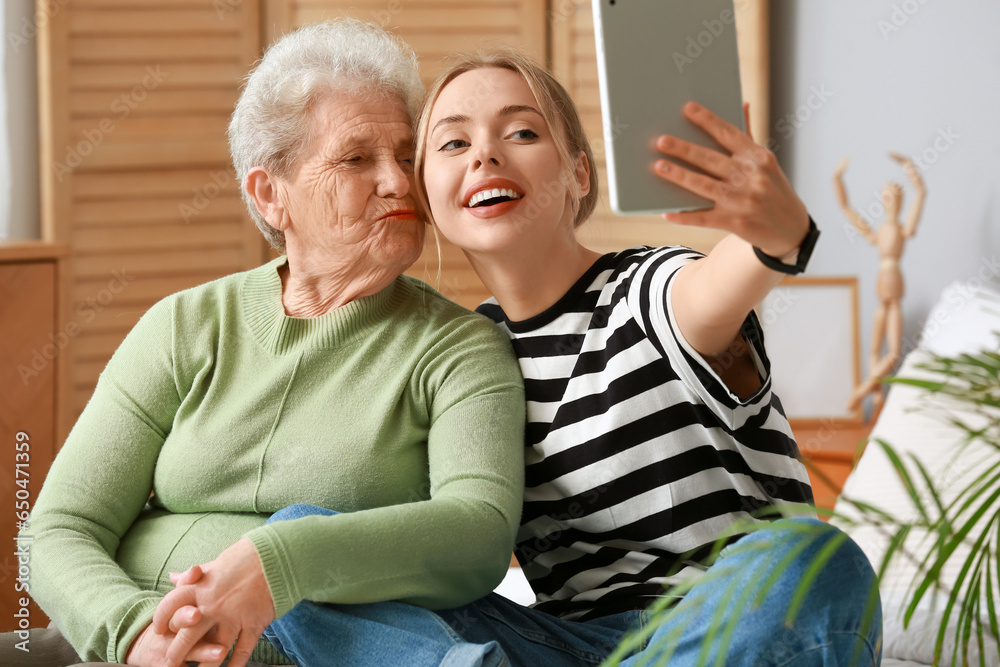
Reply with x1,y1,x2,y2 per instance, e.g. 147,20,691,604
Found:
229,19,424,251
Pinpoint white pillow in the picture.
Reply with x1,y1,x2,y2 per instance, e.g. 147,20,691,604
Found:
919,281,1000,358
880,590,998,666
831,349,999,664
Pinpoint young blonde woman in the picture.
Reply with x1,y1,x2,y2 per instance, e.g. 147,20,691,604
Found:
405,51,882,666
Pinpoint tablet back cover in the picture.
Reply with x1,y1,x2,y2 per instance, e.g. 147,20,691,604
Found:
592,0,745,215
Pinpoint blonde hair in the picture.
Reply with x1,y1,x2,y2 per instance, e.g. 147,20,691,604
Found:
415,49,598,229
230,19,424,252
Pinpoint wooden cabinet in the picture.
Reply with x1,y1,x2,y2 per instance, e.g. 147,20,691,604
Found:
0,242,67,632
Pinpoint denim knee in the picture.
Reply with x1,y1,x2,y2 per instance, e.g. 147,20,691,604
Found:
767,518,877,595
715,519,879,622
747,519,881,641
266,504,338,524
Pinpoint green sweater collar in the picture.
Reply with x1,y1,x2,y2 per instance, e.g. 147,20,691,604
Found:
241,255,409,353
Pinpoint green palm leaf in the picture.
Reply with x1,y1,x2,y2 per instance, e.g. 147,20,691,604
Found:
606,334,1000,665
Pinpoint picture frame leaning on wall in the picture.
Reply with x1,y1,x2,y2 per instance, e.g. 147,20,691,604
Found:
759,276,863,424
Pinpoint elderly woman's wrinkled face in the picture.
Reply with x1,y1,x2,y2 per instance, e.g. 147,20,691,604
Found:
278,91,423,274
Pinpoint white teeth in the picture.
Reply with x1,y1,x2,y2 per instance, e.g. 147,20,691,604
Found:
467,188,523,207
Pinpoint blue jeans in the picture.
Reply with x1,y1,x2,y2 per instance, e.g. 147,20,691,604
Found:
265,505,882,666
261,505,505,666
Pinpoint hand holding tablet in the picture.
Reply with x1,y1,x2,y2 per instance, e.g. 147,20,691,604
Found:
652,100,812,262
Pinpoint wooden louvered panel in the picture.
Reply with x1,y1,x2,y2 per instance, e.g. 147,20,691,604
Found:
551,0,770,257
72,168,237,198
69,8,246,33
266,0,547,311
73,195,245,228
71,36,246,61
75,62,246,89
71,246,249,282
71,273,222,307
40,1,265,431
68,90,238,117
67,142,232,171
73,221,248,253
69,116,231,143
71,0,229,7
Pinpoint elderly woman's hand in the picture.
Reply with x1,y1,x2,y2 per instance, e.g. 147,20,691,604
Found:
152,538,276,667
125,609,227,667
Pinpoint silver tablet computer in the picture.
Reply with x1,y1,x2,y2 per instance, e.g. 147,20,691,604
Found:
592,0,745,215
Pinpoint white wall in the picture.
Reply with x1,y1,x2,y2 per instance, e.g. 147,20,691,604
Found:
770,1,1000,377
1,0,40,241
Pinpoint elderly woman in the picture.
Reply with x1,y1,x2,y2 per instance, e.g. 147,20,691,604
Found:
9,19,524,667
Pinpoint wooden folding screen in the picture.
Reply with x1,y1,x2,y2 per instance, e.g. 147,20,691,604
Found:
39,1,266,434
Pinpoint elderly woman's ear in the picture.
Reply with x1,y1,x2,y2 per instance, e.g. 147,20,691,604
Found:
245,166,289,230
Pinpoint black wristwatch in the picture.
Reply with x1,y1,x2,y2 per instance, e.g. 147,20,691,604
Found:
752,216,820,275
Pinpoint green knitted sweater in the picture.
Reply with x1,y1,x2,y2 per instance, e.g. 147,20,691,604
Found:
24,256,525,664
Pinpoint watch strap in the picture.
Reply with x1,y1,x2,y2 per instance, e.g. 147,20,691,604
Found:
753,216,820,275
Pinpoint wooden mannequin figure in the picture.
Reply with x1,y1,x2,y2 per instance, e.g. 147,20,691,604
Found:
834,153,926,413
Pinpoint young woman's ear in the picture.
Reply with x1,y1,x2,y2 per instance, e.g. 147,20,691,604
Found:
574,150,592,198
245,166,289,230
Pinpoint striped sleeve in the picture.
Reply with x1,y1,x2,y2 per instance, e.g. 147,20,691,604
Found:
626,246,774,430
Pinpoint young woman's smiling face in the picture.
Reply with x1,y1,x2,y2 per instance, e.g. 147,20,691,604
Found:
422,67,586,255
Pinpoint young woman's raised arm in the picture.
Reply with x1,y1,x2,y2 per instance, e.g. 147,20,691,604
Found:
654,102,812,359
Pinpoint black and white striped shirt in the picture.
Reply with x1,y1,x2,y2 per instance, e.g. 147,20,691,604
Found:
477,246,814,621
